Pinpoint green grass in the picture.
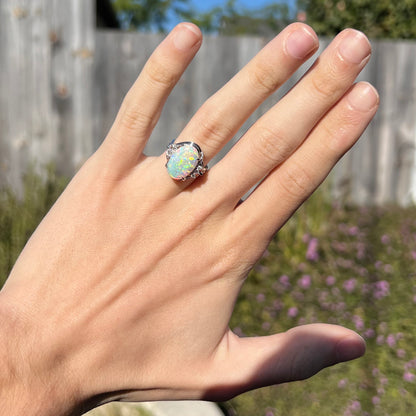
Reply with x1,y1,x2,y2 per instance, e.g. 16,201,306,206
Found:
2,172,416,415
0,168,68,286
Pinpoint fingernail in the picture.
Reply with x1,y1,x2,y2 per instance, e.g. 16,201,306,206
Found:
286,27,318,59
336,335,366,362
339,30,371,64
348,83,379,111
173,23,201,51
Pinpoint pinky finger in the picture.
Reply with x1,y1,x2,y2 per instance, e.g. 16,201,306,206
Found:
233,82,379,241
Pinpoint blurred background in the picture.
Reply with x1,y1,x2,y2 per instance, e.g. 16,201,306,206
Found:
1,0,416,415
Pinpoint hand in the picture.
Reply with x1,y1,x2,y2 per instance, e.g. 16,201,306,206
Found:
0,22,378,416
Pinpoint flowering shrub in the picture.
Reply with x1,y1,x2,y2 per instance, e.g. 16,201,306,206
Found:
227,192,416,416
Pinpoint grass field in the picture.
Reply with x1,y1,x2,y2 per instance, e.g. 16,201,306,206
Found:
1,172,416,415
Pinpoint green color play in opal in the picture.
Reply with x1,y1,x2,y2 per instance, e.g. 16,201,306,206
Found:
167,144,199,180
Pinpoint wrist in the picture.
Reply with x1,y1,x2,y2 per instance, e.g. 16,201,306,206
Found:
0,291,82,416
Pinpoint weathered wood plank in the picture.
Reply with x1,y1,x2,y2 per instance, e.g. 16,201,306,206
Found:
0,0,55,193
49,0,95,175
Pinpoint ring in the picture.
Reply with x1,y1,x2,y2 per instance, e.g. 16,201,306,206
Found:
165,141,208,181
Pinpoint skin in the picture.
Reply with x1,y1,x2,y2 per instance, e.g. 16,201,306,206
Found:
0,23,378,416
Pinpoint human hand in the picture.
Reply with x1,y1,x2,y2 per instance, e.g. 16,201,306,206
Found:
0,22,378,415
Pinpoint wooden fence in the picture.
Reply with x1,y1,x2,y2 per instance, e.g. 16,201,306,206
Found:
1,0,416,205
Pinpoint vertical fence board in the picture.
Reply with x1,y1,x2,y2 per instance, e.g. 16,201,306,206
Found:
0,0,53,192
49,0,95,175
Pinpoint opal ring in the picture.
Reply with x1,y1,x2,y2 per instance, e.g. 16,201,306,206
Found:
165,141,208,181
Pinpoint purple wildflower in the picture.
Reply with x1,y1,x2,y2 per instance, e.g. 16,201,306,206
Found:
279,275,290,288
380,377,388,386
306,237,319,261
288,306,298,318
375,260,383,269
343,278,357,293
256,293,266,303
386,334,396,348
353,315,365,331
298,274,311,289
397,349,406,358
404,372,415,382
349,226,359,236
372,396,381,405
381,234,391,244
338,379,348,388
326,275,336,286
373,280,390,299
364,328,375,339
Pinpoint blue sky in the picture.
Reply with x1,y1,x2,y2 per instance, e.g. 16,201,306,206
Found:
190,0,293,12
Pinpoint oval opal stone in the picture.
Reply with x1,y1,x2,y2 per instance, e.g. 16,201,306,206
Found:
167,144,199,180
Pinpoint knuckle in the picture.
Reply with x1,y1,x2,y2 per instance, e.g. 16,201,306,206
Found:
144,58,177,89
118,100,155,135
252,125,290,167
278,160,314,200
309,70,341,100
309,57,351,101
195,111,234,148
247,60,281,96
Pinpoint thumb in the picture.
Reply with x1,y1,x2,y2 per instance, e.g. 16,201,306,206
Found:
205,324,365,401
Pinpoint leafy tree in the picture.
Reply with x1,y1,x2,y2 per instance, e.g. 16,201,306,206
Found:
112,0,190,31
182,0,291,36
111,0,293,35
297,0,416,39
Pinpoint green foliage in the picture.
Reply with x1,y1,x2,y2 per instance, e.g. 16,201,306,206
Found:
112,0,292,35
183,0,291,36
226,193,416,415
0,168,68,287
298,0,416,39
112,0,190,31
